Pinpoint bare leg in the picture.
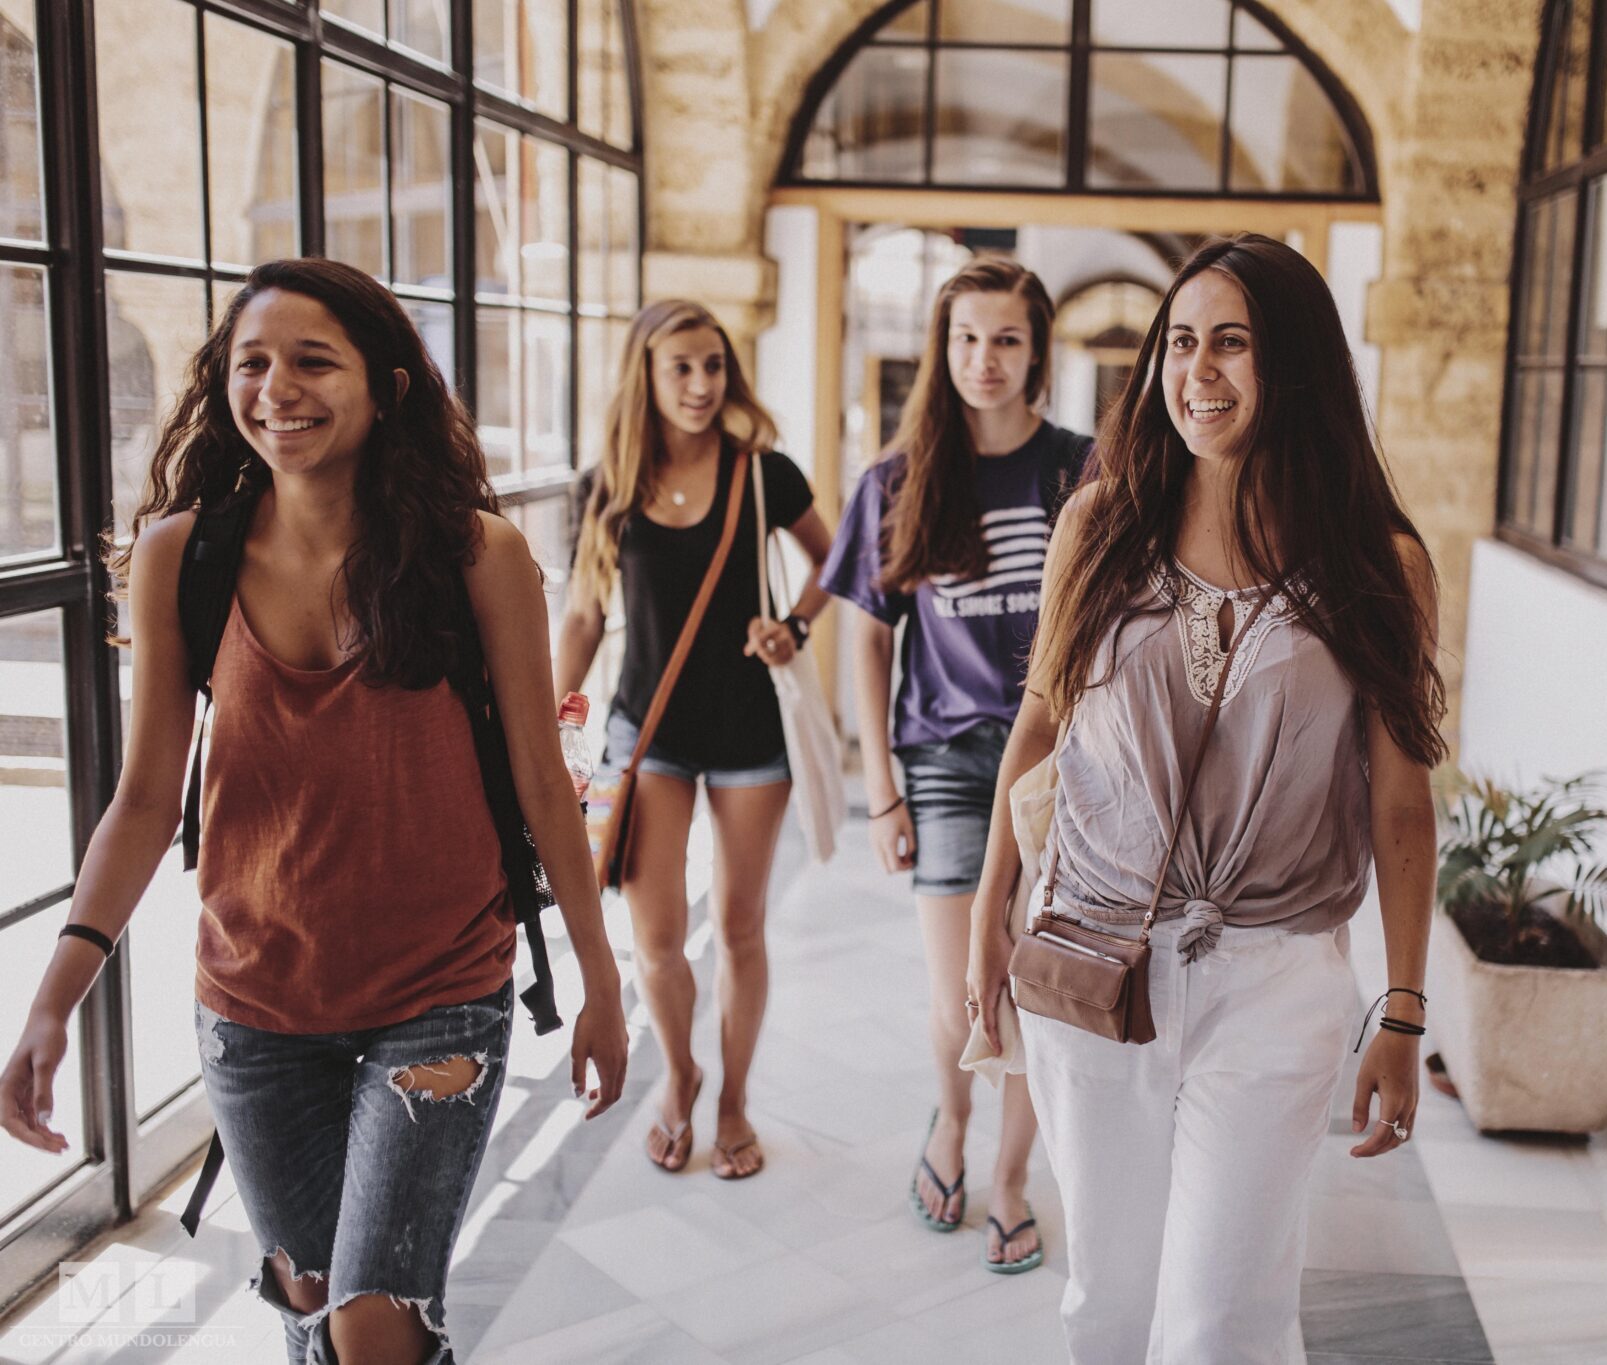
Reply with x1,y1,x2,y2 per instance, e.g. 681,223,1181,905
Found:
621,772,702,1169
915,891,976,1224
704,779,791,1177
328,1294,434,1365
985,1071,1042,1266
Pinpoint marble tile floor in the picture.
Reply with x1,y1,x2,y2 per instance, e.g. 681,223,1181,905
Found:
0,803,1602,1363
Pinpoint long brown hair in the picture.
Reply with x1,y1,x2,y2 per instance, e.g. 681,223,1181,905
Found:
1035,233,1447,767
571,299,777,611
108,257,498,690
878,257,1054,593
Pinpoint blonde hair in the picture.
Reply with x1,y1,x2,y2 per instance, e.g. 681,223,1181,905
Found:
573,299,778,610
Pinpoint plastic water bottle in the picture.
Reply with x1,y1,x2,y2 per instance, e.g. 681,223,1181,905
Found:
558,692,593,799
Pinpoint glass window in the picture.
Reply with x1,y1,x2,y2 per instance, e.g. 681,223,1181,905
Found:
800,46,929,183
1233,8,1283,50
1568,179,1607,553
1092,0,1230,49
105,272,209,538
608,166,639,315
390,0,450,64
0,11,44,243
578,0,632,149
1228,56,1362,193
97,0,203,260
579,157,637,311
931,50,1067,187
0,264,56,562
478,307,571,476
577,315,624,470
323,0,384,41
1541,0,1591,173
323,61,386,280
939,0,1069,46
0,900,88,1226
0,610,73,912
507,494,571,578
1088,52,1227,191
391,88,453,289
475,123,569,306
130,846,204,1119
474,0,569,122
205,17,298,269
404,297,455,384
1518,192,1579,362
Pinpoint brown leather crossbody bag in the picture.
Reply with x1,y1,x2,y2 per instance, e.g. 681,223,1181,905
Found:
1008,585,1279,1044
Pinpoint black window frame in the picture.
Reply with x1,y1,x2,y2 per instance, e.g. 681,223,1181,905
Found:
0,0,643,1309
779,0,1378,202
1498,0,1607,589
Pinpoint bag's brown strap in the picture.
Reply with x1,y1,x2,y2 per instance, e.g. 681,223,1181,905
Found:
1040,578,1283,944
622,451,751,772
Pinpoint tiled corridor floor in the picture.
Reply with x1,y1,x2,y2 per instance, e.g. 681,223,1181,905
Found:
2,805,1605,1363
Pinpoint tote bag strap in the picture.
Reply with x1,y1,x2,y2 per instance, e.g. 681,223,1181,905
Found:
752,452,794,623
1039,576,1282,941
625,451,751,769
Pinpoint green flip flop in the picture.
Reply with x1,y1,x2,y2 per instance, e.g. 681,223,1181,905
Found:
982,1205,1044,1274
908,1108,966,1232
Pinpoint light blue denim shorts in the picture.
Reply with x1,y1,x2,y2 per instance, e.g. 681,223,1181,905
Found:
896,719,1010,896
602,708,790,788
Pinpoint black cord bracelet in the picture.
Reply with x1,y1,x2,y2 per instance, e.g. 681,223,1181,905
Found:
1378,1016,1427,1037
1353,987,1428,1052
59,924,116,958
869,795,905,820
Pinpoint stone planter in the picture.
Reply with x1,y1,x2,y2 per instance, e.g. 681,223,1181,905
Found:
1429,909,1607,1134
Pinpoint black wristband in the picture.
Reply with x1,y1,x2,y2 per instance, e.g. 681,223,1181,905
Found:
59,924,116,958
869,795,905,820
1378,1016,1427,1037
783,614,809,649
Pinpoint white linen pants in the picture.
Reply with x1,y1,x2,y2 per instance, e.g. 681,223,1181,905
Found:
1020,915,1354,1365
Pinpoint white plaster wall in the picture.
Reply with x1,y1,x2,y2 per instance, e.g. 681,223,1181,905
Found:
1327,220,1383,424
1460,538,1607,783
757,204,819,474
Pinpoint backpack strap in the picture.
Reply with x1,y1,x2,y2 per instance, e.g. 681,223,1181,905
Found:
177,492,260,871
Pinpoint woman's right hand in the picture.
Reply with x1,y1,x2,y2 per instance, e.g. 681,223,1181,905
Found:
868,800,917,873
966,924,1015,1054
0,1013,70,1153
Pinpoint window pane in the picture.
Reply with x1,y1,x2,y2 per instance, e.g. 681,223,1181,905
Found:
474,0,568,122
205,16,298,269
1088,53,1226,191
1506,368,1564,537
475,123,569,306
106,272,209,538
507,495,571,578
1574,180,1607,361
0,10,44,242
130,846,203,1119
392,88,452,289
323,0,384,40
483,309,571,476
97,0,203,260
1542,0,1590,171
1092,0,1230,49
0,610,72,912
800,46,928,183
608,168,639,315
323,62,385,280
1233,8,1283,50
525,311,572,469
580,160,638,312
1517,191,1578,362
404,298,455,386
1568,367,1607,552
939,0,1069,44
1228,56,1361,193
390,0,449,63
0,264,56,562
577,316,623,470
477,307,519,477
872,2,928,40
578,0,632,148
0,902,87,1225
932,50,1067,187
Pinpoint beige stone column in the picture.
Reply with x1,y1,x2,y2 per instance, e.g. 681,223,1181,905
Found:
1367,0,1544,751
642,250,778,370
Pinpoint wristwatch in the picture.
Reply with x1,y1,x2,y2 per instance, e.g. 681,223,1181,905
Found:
783,614,810,649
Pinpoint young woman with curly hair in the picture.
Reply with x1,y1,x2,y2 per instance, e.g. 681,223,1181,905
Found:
559,299,833,1180
966,235,1445,1362
0,258,629,1365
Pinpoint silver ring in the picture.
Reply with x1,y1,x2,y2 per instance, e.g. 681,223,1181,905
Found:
1385,1118,1409,1141
764,639,776,651
964,998,979,1011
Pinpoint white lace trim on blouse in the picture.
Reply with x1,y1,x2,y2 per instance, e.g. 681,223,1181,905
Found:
1150,562,1294,709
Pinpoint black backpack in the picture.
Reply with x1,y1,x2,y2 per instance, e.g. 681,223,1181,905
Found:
174,489,563,1235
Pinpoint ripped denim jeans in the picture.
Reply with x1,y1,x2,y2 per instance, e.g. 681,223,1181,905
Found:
194,980,513,1364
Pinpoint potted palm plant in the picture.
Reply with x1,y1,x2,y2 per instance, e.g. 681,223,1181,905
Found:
1431,772,1607,1134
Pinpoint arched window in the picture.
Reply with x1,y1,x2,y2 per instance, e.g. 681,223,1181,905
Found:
1500,0,1607,581
785,0,1373,197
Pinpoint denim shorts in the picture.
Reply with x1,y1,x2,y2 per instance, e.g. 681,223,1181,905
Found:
602,708,790,788
195,980,514,1364
897,719,1010,896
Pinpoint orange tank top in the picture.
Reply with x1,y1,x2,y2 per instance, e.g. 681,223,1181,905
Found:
194,598,515,1033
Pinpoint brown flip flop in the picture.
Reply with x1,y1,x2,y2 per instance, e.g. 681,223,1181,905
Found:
646,1070,702,1172
711,1134,764,1180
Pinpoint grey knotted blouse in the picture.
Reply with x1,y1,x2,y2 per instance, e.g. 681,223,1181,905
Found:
1048,563,1372,961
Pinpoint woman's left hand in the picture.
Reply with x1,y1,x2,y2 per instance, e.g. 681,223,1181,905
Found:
744,616,796,666
572,987,630,1121
1349,1029,1420,1157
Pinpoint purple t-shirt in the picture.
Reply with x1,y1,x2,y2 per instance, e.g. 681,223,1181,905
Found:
821,420,1090,749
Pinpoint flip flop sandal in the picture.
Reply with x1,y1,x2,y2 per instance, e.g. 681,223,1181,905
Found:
712,1135,765,1180
646,1071,702,1172
982,1206,1044,1275
908,1108,966,1232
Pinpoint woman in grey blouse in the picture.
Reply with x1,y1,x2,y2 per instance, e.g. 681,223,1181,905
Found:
965,234,1445,1364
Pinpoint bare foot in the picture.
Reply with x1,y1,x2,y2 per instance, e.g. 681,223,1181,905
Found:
985,1185,1040,1266
917,1112,966,1225
646,1066,702,1172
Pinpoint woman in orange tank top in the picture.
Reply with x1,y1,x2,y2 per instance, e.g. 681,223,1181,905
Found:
0,259,629,1365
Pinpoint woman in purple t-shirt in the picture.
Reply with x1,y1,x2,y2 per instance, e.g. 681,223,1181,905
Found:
821,258,1090,1273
